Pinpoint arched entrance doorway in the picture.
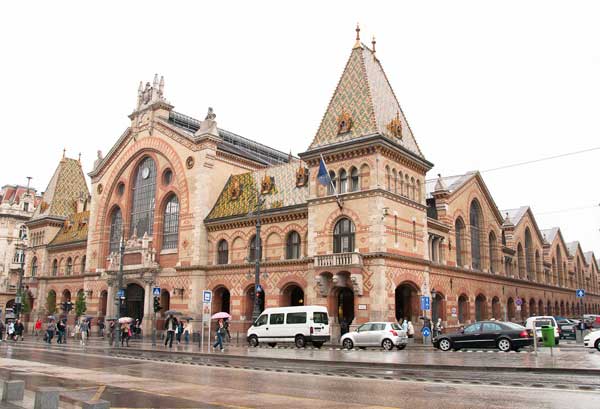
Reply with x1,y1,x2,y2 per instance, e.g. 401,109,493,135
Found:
99,290,108,316
529,299,536,316
507,298,515,321
213,287,230,313
432,292,445,323
395,283,418,323
458,294,469,323
337,287,354,326
475,294,487,321
492,297,501,320
282,284,304,307
125,283,144,322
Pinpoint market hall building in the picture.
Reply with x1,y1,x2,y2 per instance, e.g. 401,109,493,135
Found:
21,29,600,337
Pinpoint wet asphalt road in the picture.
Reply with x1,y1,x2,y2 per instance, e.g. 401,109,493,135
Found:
0,343,599,408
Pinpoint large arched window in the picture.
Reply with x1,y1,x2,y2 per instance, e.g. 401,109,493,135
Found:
162,195,179,250
469,200,483,270
338,169,347,194
31,257,38,277
488,231,497,273
109,208,122,254
517,243,525,278
81,256,86,274
556,246,563,286
66,257,73,275
130,157,157,237
525,228,534,280
217,239,229,265
18,225,27,240
333,218,355,253
286,231,301,259
350,167,359,192
52,259,58,276
455,218,465,267
249,235,261,262
385,166,391,190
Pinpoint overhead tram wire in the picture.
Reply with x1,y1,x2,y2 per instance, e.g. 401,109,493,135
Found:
480,146,600,173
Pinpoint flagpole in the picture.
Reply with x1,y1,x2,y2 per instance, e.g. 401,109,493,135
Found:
320,154,343,209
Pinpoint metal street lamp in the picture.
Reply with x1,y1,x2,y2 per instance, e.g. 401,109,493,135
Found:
251,193,265,322
430,288,437,322
15,242,26,319
114,234,125,347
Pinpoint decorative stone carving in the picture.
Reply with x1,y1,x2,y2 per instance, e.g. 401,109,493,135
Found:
136,74,166,111
194,107,219,137
40,201,48,213
295,166,309,187
350,273,364,296
261,175,274,195
229,179,242,200
96,184,103,194
315,274,331,297
185,156,195,169
386,112,403,139
337,108,353,135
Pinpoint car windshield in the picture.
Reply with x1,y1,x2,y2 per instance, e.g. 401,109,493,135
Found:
503,322,525,330
534,320,552,328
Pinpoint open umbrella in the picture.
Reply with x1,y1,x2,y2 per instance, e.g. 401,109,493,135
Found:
47,315,56,320
164,310,182,316
181,316,194,321
211,312,232,320
118,317,133,324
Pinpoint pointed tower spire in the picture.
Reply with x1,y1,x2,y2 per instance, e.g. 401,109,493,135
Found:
354,23,361,49
371,35,376,56
159,75,165,96
153,73,159,88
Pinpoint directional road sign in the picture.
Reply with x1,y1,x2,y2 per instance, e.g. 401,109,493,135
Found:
576,289,585,298
152,287,161,297
422,327,431,337
515,298,523,306
117,289,125,298
203,290,212,303
420,296,430,311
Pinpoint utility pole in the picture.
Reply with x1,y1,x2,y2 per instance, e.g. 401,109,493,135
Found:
251,193,265,322
15,243,25,319
115,234,125,347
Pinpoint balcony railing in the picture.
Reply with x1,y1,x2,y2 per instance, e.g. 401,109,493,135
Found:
314,252,362,268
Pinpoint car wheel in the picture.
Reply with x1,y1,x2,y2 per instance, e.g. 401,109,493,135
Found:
312,341,324,349
595,339,600,352
438,338,452,351
267,342,277,348
295,335,306,348
396,344,406,350
248,335,258,347
497,338,512,352
342,338,354,350
382,339,394,351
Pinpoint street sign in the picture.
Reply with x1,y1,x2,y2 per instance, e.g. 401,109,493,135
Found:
576,289,585,298
15,296,21,304
152,287,161,297
202,303,211,321
451,307,457,317
256,284,263,293
420,296,430,311
117,289,125,298
203,290,212,303
515,298,523,306
422,327,431,337
516,305,522,312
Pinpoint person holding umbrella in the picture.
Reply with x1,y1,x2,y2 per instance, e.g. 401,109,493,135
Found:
119,317,132,347
164,313,178,348
213,318,225,352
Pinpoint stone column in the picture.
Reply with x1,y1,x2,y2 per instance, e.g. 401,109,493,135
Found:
142,277,153,334
368,259,387,322
106,280,115,317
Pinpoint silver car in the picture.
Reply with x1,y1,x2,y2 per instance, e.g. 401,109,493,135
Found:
341,322,408,350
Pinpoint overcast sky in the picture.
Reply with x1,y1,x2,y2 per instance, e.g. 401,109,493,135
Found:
1,1,599,255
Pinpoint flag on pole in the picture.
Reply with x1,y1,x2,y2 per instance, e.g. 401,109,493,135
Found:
317,155,343,209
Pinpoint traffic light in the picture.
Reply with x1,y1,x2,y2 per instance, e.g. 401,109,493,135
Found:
153,296,161,313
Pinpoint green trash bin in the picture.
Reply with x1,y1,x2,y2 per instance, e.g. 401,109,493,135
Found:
541,325,555,347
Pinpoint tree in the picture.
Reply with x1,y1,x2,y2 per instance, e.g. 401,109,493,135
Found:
75,291,87,317
46,291,56,314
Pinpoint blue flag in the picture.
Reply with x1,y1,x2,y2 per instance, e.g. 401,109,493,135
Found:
317,157,331,186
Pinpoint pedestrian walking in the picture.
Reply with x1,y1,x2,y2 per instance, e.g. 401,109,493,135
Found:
120,322,131,347
7,321,15,341
164,314,178,348
183,320,191,344
14,319,24,341
407,321,415,339
224,318,232,343
175,320,183,344
34,319,42,337
98,319,105,338
434,318,444,337
56,320,65,344
46,321,56,344
213,319,225,352
108,320,115,346
80,319,89,346
401,319,408,333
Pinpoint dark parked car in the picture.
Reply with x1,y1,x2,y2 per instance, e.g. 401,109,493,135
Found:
555,316,576,339
433,321,533,352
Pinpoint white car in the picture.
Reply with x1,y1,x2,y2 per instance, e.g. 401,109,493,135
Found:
340,322,408,351
524,316,559,345
583,330,600,350
247,306,330,348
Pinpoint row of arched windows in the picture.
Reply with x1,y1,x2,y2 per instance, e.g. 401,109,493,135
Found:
384,166,422,203
216,231,303,264
46,256,86,277
327,167,360,195
107,156,180,254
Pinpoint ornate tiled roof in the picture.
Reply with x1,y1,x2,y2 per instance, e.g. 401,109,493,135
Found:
308,43,424,159
33,157,89,220
206,161,309,220
48,210,89,246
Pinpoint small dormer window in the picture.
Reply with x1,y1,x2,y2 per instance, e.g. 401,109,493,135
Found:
23,202,29,212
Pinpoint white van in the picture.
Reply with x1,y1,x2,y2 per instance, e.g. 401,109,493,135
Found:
524,316,560,345
247,306,330,348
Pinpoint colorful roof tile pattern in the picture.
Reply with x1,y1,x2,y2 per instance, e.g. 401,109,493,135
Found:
49,210,89,246
206,161,309,220
33,158,89,220
309,44,424,158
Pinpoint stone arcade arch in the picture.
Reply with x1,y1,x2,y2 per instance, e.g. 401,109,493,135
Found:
281,284,304,307
395,282,419,323
475,294,487,321
125,283,145,322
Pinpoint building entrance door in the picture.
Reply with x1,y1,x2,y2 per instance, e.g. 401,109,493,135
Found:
125,283,145,322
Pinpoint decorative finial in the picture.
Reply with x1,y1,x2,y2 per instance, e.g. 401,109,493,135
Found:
62,148,66,159
371,35,376,55
159,75,164,95
78,152,81,163
354,23,361,48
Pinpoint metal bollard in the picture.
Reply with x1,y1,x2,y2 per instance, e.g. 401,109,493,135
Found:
34,387,61,409
81,399,110,409
1,379,25,402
